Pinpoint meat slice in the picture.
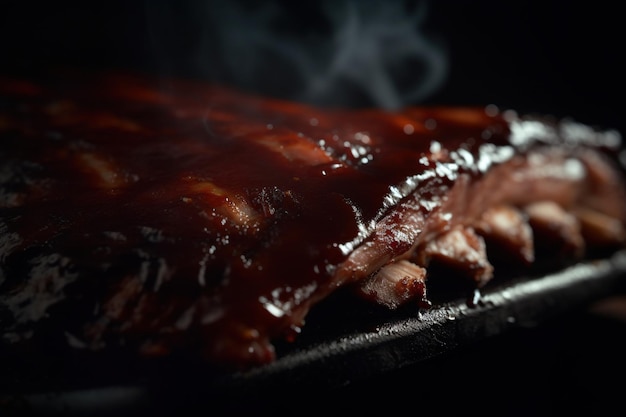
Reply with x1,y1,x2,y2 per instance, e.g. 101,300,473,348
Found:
475,204,535,266
573,207,626,249
419,226,494,287
525,201,585,260
0,72,625,371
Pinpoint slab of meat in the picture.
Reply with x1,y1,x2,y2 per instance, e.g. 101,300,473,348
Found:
0,71,625,371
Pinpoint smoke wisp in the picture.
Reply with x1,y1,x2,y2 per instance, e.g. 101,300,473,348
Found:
146,0,448,109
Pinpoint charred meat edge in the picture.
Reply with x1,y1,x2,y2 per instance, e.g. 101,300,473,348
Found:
348,147,626,308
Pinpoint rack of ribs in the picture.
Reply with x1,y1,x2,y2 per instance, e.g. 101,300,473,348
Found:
0,71,625,371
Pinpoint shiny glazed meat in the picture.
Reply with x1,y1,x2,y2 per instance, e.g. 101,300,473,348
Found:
0,72,625,370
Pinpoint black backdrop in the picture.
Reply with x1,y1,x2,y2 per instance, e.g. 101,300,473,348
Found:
1,0,623,134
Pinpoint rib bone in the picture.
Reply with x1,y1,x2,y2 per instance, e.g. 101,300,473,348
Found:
358,260,428,309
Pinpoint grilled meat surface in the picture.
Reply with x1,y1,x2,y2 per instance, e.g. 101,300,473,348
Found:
1,72,625,370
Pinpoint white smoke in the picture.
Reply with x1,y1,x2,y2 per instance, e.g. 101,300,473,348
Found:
146,0,448,109
300,0,448,109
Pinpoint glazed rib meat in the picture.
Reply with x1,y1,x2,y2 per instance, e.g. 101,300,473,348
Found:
0,72,625,370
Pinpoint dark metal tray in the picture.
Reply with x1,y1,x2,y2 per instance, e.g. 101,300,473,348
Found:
3,249,626,416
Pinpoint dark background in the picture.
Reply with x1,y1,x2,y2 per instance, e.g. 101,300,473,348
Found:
1,1,625,415
1,0,624,133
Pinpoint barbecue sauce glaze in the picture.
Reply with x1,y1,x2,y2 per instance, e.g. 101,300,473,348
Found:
0,72,623,370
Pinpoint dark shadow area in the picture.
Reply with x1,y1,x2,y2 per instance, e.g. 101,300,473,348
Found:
1,0,623,133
